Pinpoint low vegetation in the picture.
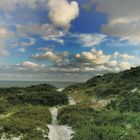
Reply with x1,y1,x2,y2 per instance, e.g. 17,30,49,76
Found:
0,105,51,140
0,66,140,139
58,104,140,140
0,84,68,112
0,83,68,139
59,66,140,140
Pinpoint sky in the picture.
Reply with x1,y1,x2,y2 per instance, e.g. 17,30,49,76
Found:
0,0,140,82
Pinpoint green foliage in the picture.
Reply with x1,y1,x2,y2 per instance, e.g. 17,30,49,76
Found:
0,99,10,113
1,66,140,140
107,91,140,112
65,66,140,98
0,83,68,139
59,67,140,139
0,84,68,107
0,105,51,139
58,106,140,140
7,91,68,106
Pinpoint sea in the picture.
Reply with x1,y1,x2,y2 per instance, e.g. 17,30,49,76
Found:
0,81,78,88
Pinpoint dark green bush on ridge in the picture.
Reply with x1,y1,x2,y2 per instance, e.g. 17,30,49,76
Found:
0,83,68,107
7,91,68,106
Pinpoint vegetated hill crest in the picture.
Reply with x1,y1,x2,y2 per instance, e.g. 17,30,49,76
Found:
58,66,140,140
64,66,140,110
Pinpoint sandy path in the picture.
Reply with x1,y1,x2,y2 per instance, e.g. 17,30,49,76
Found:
68,96,76,105
48,107,73,140
48,93,77,140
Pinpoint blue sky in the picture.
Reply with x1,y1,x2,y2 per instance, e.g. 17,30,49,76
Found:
0,0,140,81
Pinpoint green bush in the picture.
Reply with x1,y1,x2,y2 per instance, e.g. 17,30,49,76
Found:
0,105,51,139
58,106,140,140
7,91,68,106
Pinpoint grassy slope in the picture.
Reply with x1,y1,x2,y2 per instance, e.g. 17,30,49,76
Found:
0,84,68,139
0,105,51,140
59,66,140,140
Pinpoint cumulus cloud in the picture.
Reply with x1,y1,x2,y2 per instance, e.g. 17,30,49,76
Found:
0,23,64,54
11,38,35,48
0,27,14,39
0,49,137,82
16,61,45,70
87,0,140,43
74,33,106,47
19,38,35,47
32,49,69,63
16,24,65,43
0,0,38,11
33,48,136,81
47,0,79,29
119,62,131,70
31,47,137,77
75,49,138,73
76,48,110,65
113,52,136,60
0,23,65,57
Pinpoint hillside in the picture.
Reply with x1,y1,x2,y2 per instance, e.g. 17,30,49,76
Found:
58,66,140,140
0,84,68,139
0,66,140,140
63,66,140,109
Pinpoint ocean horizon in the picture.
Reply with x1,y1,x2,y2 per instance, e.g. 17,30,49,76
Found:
0,80,79,88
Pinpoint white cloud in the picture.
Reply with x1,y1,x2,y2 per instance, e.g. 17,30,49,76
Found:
0,26,15,56
19,38,35,47
16,61,45,70
47,0,79,29
0,27,14,39
11,38,36,48
0,23,65,56
16,24,65,43
113,52,136,60
76,48,110,65
74,33,106,47
32,49,69,63
43,36,64,44
19,48,26,53
89,0,140,43
31,47,137,75
74,48,137,73
0,0,38,11
119,62,131,70
0,45,9,56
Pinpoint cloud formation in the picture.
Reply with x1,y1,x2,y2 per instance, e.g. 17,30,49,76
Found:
16,24,65,43
0,0,38,12
16,61,45,71
47,0,79,29
0,0,139,82
75,48,135,71
74,33,106,47
0,26,15,56
0,27,14,39
87,0,140,43
32,49,69,63
0,45,9,56
0,48,137,82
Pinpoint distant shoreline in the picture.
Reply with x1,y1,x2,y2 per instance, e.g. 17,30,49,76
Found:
0,81,79,88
